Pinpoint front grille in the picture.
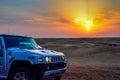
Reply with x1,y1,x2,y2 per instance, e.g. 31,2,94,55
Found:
49,62,66,70
51,56,64,62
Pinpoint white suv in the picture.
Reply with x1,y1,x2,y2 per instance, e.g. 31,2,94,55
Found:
0,34,67,80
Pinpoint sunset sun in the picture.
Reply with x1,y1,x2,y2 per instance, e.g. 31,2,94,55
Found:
74,17,94,32
85,19,94,31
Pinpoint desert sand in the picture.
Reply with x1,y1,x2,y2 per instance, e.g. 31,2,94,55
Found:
36,38,120,80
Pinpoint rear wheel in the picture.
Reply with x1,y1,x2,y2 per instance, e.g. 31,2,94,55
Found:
9,67,35,80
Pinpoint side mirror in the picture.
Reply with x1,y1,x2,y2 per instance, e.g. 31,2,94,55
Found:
37,45,45,50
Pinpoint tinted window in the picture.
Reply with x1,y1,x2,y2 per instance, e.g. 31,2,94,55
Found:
5,37,38,49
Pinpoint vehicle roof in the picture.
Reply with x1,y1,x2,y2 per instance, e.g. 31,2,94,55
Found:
0,34,30,38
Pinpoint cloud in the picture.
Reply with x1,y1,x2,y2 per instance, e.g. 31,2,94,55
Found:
57,18,71,24
22,16,71,25
0,17,29,25
94,10,120,26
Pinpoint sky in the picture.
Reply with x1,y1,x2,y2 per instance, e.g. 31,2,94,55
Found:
0,0,120,38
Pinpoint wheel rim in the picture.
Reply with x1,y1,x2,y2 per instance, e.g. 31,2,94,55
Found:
13,72,28,80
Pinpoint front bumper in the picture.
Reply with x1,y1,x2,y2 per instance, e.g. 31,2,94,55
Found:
32,62,66,71
32,62,66,79
41,68,66,80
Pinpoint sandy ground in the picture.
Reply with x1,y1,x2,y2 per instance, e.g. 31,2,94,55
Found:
36,38,120,80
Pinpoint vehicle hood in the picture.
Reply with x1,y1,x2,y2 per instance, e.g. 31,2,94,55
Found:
7,48,64,56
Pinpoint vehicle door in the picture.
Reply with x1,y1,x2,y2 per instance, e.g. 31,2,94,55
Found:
0,37,5,75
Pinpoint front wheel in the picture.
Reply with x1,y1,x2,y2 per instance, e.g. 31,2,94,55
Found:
9,67,35,80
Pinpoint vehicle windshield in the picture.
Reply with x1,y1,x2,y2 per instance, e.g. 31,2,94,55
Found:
5,36,39,49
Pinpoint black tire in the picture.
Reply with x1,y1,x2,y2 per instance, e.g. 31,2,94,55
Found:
54,76,62,80
8,67,35,80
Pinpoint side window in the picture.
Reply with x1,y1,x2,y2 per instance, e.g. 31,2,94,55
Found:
0,39,3,56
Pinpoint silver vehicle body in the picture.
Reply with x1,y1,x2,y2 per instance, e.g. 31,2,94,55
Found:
0,35,66,79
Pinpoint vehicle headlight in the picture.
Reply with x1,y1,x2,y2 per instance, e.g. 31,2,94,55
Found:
62,56,67,62
62,56,65,60
39,58,43,62
46,56,50,62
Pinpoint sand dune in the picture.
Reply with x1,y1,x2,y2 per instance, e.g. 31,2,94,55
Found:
36,38,120,80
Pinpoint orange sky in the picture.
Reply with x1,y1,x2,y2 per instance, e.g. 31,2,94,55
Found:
0,0,120,38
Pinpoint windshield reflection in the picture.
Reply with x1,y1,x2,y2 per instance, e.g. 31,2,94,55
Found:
5,36,39,49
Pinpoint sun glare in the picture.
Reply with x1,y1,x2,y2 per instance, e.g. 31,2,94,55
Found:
74,17,94,32
86,20,93,27
74,17,81,23
85,20,93,31
86,27,91,31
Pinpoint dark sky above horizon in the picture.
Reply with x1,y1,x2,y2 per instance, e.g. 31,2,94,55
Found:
0,0,120,38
